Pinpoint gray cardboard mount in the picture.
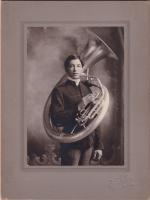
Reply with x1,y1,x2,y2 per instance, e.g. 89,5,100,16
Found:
1,1,150,200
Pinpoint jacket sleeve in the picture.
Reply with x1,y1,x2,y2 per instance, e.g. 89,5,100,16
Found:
50,88,75,127
94,126,104,150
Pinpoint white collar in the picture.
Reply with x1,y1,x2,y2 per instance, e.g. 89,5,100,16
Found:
67,76,80,86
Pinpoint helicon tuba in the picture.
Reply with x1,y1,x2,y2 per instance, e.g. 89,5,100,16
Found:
43,30,118,143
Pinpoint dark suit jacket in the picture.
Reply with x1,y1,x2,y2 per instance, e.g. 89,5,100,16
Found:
50,79,103,150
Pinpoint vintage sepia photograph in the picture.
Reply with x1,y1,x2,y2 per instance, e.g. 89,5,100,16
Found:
2,1,150,199
26,26,124,166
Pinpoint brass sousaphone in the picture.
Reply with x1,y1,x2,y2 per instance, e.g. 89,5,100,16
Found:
43,30,118,143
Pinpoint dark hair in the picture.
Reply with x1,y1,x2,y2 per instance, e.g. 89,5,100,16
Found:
64,54,84,72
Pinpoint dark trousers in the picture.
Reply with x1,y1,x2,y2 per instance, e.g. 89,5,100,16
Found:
61,145,93,166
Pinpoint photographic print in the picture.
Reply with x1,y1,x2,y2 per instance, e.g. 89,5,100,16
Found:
2,1,150,199
26,26,124,166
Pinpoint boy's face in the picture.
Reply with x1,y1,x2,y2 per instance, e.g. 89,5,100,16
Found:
66,58,83,79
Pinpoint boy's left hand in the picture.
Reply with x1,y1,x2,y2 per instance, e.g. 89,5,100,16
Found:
93,150,103,160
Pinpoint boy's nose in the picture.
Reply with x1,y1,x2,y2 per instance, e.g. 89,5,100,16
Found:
73,66,77,71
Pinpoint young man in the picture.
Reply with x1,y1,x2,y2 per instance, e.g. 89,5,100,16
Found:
50,55,103,166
